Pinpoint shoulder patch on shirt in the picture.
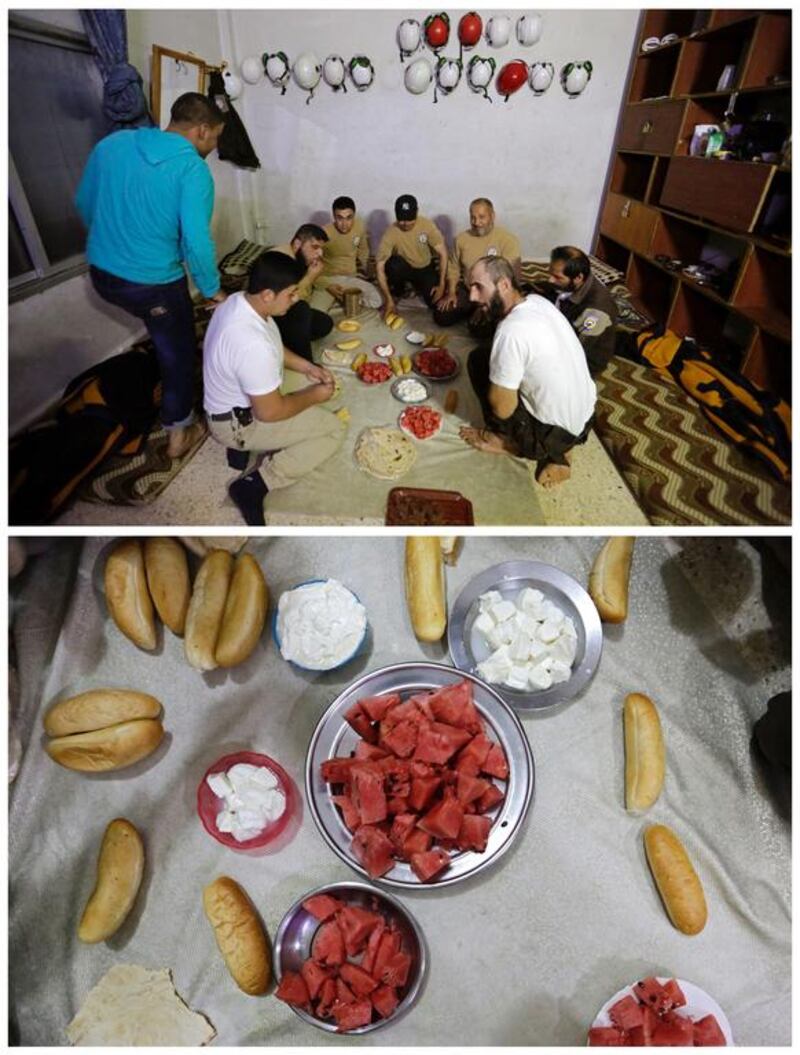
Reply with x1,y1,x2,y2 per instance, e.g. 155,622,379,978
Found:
487,246,498,256
353,235,361,246
418,232,428,244
576,308,612,336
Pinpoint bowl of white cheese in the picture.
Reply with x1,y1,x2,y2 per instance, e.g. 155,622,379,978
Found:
197,751,296,850
447,561,603,711
273,579,369,672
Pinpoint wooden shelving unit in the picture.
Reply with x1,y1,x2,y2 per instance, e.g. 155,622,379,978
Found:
595,8,792,402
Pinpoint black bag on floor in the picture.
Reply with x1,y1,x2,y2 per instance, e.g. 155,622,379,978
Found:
9,349,161,525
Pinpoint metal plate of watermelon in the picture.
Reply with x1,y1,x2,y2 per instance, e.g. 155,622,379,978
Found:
447,560,603,712
305,662,534,889
591,977,733,1046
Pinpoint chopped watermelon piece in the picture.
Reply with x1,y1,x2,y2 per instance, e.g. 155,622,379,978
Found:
456,813,492,852
661,978,687,1010
371,984,400,1019
360,692,400,722
316,976,337,1019
482,741,509,779
361,921,386,975
408,774,442,811
407,691,435,720
380,718,419,758
635,977,671,1013
427,680,483,733
476,783,505,814
300,959,330,1001
336,904,383,958
390,813,418,847
321,757,359,785
455,732,493,774
410,848,450,882
354,740,390,761
693,1014,727,1046
332,793,361,832
351,764,388,825
275,970,311,1008
351,824,396,879
401,828,432,857
302,894,345,921
418,793,465,840
311,919,345,966
380,757,412,796
588,1026,628,1046
379,951,412,988
609,994,644,1031
382,698,425,732
456,772,490,805
339,962,379,997
371,928,402,981
335,976,356,1004
652,1015,694,1046
414,721,473,764
332,997,373,1032
344,701,378,744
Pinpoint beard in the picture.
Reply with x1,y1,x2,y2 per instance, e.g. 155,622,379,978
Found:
488,290,507,321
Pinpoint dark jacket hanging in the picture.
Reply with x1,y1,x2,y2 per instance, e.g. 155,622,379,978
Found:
207,71,260,169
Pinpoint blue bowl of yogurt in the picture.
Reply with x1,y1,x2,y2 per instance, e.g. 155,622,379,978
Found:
272,578,368,672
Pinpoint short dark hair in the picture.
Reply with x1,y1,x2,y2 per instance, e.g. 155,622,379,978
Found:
169,92,226,127
292,223,329,245
247,250,303,295
470,197,494,212
475,255,521,292
550,246,591,281
332,196,356,213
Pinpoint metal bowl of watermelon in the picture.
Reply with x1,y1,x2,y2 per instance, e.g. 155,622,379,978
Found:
273,880,427,1034
305,662,535,889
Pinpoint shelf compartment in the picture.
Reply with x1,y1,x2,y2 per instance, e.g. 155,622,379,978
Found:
610,153,656,200
594,235,631,276
668,283,755,369
742,330,791,402
600,192,660,256
660,156,774,232
629,47,681,103
651,214,747,299
626,253,676,323
619,98,687,153
739,13,792,90
754,169,791,244
672,20,753,96
640,9,703,45
646,156,670,205
732,246,791,341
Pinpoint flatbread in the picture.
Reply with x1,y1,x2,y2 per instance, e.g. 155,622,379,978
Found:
354,426,417,480
321,347,356,368
66,965,216,1046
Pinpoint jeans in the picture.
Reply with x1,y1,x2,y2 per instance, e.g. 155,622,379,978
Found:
275,300,333,362
89,266,197,428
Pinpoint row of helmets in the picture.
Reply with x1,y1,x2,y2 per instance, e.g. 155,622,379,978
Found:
231,53,376,103
398,12,542,60
406,56,593,101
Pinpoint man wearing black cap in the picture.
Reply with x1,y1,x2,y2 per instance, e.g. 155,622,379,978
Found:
376,194,448,319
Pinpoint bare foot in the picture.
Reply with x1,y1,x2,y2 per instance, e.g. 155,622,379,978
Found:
536,462,572,488
459,426,517,455
167,420,207,459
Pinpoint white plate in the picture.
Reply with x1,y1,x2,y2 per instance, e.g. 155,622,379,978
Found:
373,342,396,358
592,978,733,1044
405,331,426,345
398,407,443,441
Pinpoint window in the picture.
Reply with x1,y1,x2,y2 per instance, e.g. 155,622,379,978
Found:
9,14,108,298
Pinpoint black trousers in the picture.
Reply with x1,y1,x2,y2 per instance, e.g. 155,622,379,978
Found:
384,255,439,306
467,345,592,468
432,282,498,340
275,300,333,362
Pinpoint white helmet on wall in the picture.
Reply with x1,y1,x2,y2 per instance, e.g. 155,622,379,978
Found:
516,13,543,46
404,56,433,94
397,18,422,61
561,61,593,97
529,61,554,94
263,51,290,94
222,69,243,99
349,55,375,90
240,56,263,84
485,15,511,48
467,55,496,100
293,52,321,104
323,54,347,91
436,57,462,91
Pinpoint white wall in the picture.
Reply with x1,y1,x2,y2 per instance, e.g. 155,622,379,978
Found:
226,8,640,255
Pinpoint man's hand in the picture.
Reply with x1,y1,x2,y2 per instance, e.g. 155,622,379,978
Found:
201,290,227,311
306,258,325,282
304,363,335,386
432,282,446,304
436,290,458,311
309,379,336,404
383,298,397,318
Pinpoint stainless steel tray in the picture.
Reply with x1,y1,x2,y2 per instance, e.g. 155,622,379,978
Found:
447,560,603,712
305,662,535,889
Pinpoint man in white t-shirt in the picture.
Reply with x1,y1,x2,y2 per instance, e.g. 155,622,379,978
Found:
203,251,345,524
459,256,596,488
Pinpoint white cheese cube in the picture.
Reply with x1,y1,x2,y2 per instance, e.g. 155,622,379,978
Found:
538,619,562,644
541,599,565,623
249,767,279,790
227,763,258,785
486,624,507,651
491,599,518,624
528,663,553,690
518,587,545,614
510,630,533,662
473,610,496,635
517,612,541,637
528,637,549,662
504,665,531,691
479,590,503,612
562,615,578,639
551,633,577,665
216,809,237,833
550,659,572,685
207,773,233,799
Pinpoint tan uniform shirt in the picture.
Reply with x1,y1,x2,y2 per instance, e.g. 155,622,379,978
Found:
321,217,369,278
447,225,522,289
273,242,313,302
376,216,445,269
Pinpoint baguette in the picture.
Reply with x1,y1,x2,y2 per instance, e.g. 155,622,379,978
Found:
144,537,191,636
78,819,144,943
44,689,161,738
45,719,164,772
643,823,707,935
184,550,234,671
440,536,462,566
624,693,665,812
203,877,271,995
405,537,446,642
588,536,635,623
104,540,157,650
215,554,269,668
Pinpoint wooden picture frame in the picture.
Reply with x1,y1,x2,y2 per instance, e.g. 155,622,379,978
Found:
150,45,209,128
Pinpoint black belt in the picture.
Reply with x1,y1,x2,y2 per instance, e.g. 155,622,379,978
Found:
210,407,253,426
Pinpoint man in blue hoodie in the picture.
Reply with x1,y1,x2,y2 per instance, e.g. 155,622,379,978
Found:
76,92,227,459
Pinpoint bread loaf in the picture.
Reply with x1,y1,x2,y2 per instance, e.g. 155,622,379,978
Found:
44,689,161,738
589,537,635,623
104,541,157,650
184,551,234,671
78,819,144,943
405,537,446,642
624,693,665,811
644,823,707,935
215,554,269,668
144,537,191,635
203,877,271,995
45,719,164,772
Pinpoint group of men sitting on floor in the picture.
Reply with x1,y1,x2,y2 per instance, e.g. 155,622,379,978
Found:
76,92,619,525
